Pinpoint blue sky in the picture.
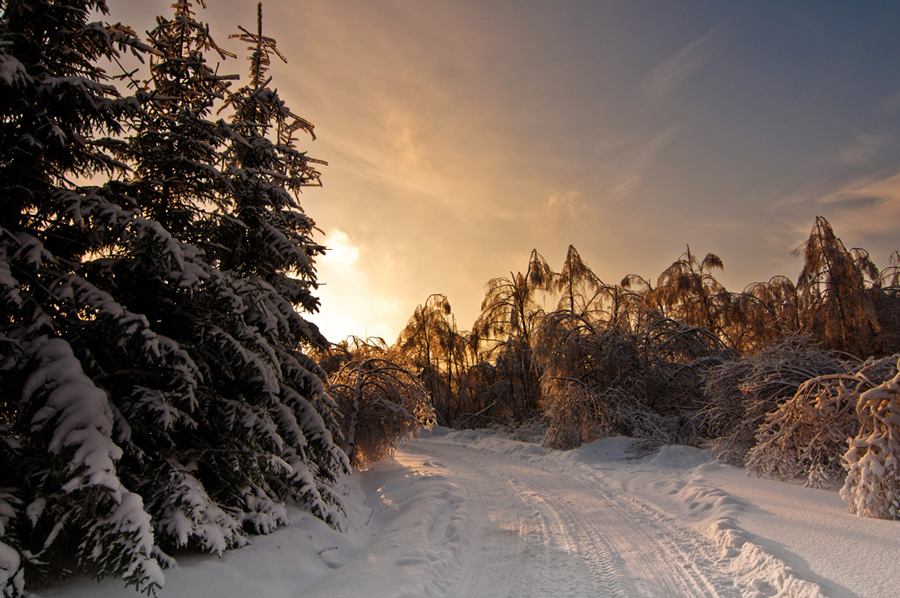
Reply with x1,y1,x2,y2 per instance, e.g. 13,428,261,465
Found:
115,0,900,342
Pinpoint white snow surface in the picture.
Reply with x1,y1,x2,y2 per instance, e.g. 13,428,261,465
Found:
33,428,900,598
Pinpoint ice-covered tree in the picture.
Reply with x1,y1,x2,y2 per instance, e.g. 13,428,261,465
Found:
397,294,468,424
653,247,731,340
554,245,604,316
475,250,553,419
328,353,434,468
795,216,881,356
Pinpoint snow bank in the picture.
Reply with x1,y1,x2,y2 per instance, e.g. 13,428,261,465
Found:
36,476,374,598
300,457,470,598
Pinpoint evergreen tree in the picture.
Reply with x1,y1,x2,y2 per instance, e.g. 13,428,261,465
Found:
217,1,326,311
101,0,348,564
1,1,347,595
118,0,236,250
1,0,166,593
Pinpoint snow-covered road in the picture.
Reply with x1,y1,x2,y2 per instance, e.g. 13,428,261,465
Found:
42,428,900,598
398,438,738,598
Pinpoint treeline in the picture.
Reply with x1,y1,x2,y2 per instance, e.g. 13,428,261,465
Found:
321,217,900,519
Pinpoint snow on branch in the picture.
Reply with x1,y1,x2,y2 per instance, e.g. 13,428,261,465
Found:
842,356,900,519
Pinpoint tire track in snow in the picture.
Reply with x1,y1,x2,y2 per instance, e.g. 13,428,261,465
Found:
399,438,741,598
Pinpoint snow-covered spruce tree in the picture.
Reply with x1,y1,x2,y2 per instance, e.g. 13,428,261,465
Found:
116,0,235,252
107,0,347,556
0,0,167,594
1,0,347,595
841,357,900,519
217,1,326,312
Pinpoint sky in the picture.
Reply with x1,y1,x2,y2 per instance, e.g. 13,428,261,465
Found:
111,0,900,343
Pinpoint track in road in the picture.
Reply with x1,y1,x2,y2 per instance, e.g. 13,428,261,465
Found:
397,437,742,598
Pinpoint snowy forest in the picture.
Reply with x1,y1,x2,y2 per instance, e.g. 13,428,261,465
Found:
3,0,900,597
334,218,900,499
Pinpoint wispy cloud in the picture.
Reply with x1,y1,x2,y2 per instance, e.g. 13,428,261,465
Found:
644,23,722,104
546,189,588,220
816,169,900,235
767,167,900,252
837,130,884,166
590,124,680,202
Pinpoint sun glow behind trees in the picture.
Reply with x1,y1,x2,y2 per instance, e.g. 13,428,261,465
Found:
107,1,900,348
308,228,402,343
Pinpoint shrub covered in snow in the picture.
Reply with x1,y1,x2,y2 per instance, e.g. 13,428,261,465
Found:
747,357,897,489
703,337,843,466
841,357,900,519
537,311,729,450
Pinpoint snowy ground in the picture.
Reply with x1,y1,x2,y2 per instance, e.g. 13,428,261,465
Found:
35,428,900,598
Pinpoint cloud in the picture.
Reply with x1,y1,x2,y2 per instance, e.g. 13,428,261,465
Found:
644,23,722,104
837,130,884,166
815,169,900,235
589,124,680,202
610,175,640,201
769,168,900,252
547,189,587,220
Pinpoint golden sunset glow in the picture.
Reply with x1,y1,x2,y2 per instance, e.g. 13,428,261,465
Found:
114,0,900,342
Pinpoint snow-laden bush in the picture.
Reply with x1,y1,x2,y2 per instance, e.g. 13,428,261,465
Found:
703,337,843,466
537,312,726,450
543,383,609,450
746,357,897,489
841,357,900,519
536,314,647,449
